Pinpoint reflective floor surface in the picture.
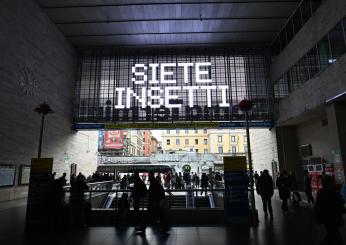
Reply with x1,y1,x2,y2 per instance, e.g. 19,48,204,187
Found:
0,194,345,245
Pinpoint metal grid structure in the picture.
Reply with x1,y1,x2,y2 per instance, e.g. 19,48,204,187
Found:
75,48,272,125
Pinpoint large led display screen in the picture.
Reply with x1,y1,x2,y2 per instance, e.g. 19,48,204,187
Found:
75,49,272,128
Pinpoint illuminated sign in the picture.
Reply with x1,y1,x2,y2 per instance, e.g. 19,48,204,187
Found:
114,62,229,109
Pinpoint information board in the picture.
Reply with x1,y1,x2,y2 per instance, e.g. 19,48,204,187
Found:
224,156,249,219
26,158,53,229
0,164,16,187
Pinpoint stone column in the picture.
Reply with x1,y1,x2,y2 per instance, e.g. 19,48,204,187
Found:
326,101,346,185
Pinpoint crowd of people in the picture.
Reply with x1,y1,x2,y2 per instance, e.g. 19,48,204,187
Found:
254,169,345,245
47,167,345,243
48,172,90,228
118,171,223,191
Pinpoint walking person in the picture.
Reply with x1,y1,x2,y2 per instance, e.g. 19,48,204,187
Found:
304,170,314,205
200,173,209,195
133,171,147,232
147,172,169,233
257,169,274,218
276,170,291,213
314,175,345,245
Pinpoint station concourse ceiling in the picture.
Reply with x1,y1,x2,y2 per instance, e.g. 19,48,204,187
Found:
37,0,301,48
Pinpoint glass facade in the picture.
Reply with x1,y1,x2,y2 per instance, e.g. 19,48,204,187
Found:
270,0,322,58
274,18,346,99
75,48,272,125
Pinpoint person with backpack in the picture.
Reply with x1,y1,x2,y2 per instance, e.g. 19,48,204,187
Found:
132,171,147,232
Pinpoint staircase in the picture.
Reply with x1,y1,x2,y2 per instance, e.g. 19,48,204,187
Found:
195,196,210,208
169,195,186,209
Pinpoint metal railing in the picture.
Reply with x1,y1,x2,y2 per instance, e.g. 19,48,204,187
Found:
64,188,225,210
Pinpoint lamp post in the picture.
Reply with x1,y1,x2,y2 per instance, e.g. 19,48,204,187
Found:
239,99,259,226
34,102,54,158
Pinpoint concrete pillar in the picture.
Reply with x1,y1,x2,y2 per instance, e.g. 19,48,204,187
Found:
275,126,300,177
326,101,346,184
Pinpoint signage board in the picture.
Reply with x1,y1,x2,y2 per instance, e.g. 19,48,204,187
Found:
223,156,249,220
26,158,53,229
74,120,274,130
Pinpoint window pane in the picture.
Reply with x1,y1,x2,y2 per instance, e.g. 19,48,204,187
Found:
293,7,303,34
329,23,346,61
310,0,321,13
279,30,287,48
306,45,320,79
318,35,332,70
286,19,294,43
301,1,312,24
289,64,302,90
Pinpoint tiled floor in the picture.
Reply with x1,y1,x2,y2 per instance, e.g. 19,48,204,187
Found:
0,194,345,245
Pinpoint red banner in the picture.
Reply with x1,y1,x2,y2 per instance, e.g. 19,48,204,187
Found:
104,130,125,149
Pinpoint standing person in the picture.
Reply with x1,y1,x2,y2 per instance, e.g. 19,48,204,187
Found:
195,174,200,188
200,173,209,195
132,171,147,231
70,174,76,186
171,173,177,189
116,193,130,226
304,170,314,205
289,171,301,207
276,170,291,213
166,171,171,189
147,172,169,233
70,172,89,226
254,171,260,193
56,173,67,205
257,170,274,218
315,175,345,245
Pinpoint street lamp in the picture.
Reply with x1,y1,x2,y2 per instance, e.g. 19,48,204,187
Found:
239,99,259,226
34,102,54,158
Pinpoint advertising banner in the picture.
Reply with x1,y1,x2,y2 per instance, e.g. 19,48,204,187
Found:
104,130,125,149
26,158,53,229
224,156,249,219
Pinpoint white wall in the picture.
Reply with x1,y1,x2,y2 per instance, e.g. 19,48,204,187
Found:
0,0,97,201
250,129,278,174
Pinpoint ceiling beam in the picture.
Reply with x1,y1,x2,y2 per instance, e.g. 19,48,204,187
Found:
66,30,278,38
56,16,289,25
73,41,269,48
42,1,300,9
